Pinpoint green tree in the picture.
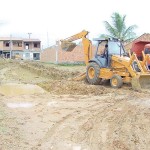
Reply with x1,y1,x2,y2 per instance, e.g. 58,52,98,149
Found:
101,12,137,42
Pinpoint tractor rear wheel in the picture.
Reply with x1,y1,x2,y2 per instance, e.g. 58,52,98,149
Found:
110,74,123,88
86,62,102,85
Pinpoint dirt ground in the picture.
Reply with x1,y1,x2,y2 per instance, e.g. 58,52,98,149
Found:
1,59,150,150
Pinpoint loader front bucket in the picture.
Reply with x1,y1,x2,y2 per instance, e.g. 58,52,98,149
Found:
61,41,77,51
131,74,150,91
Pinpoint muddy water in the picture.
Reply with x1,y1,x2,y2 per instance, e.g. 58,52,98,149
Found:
6,102,34,108
0,83,45,96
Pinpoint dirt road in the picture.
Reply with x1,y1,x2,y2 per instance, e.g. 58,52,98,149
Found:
1,60,150,150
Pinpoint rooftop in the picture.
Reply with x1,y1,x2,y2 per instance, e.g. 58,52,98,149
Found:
0,37,40,42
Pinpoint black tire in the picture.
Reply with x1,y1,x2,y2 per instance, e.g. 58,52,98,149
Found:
86,62,102,85
110,74,123,88
101,79,110,85
132,61,141,72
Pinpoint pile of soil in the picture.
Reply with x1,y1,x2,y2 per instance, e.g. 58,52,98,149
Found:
19,61,78,80
18,61,136,96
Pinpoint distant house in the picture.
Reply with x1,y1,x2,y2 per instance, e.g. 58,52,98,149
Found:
125,33,150,51
0,37,41,60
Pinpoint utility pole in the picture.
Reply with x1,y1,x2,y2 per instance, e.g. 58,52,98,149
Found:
55,40,59,64
47,32,49,47
10,34,12,59
28,33,32,39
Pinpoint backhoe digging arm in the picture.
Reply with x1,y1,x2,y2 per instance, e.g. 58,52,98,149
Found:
60,30,92,66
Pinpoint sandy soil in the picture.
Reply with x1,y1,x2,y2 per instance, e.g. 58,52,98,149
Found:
1,59,150,150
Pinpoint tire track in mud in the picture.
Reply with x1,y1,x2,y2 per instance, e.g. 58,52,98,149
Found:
86,100,129,150
35,96,125,149
35,102,102,148
85,99,150,150
37,97,138,150
35,101,108,144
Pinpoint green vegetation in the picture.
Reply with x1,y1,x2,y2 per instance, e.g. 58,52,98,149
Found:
58,63,85,67
41,61,85,67
101,12,137,42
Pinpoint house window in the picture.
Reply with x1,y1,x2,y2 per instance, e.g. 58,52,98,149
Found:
6,42,9,47
18,42,22,47
25,43,29,49
25,53,30,58
34,43,38,48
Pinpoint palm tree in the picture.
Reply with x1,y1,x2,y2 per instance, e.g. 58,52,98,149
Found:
101,12,137,42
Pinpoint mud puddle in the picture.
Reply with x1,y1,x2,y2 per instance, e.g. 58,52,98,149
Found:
0,83,45,96
47,101,60,107
6,102,35,108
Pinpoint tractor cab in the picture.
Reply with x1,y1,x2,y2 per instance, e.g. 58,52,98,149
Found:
92,38,126,68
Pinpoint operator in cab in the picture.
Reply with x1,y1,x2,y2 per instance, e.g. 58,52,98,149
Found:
103,44,108,57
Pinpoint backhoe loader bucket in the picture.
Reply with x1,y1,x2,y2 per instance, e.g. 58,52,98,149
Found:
131,74,150,91
61,41,77,51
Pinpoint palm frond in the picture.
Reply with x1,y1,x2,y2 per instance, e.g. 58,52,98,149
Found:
103,12,137,42
123,25,137,37
104,21,118,38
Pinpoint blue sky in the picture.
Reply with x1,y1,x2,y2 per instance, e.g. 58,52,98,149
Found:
0,0,149,47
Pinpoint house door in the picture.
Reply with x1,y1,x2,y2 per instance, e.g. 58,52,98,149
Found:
33,53,40,60
25,43,29,49
3,52,10,58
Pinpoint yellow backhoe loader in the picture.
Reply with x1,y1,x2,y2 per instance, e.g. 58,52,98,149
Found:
60,30,150,91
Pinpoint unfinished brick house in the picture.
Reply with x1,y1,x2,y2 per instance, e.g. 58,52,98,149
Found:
0,37,41,60
41,42,96,64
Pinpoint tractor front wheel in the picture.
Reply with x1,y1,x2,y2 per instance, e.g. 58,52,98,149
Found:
110,75,123,88
86,62,102,85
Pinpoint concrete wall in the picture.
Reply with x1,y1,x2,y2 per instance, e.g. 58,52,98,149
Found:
0,41,3,49
12,51,23,57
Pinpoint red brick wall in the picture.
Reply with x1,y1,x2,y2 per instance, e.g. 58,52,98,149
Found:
40,46,56,62
41,44,96,63
58,45,84,63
